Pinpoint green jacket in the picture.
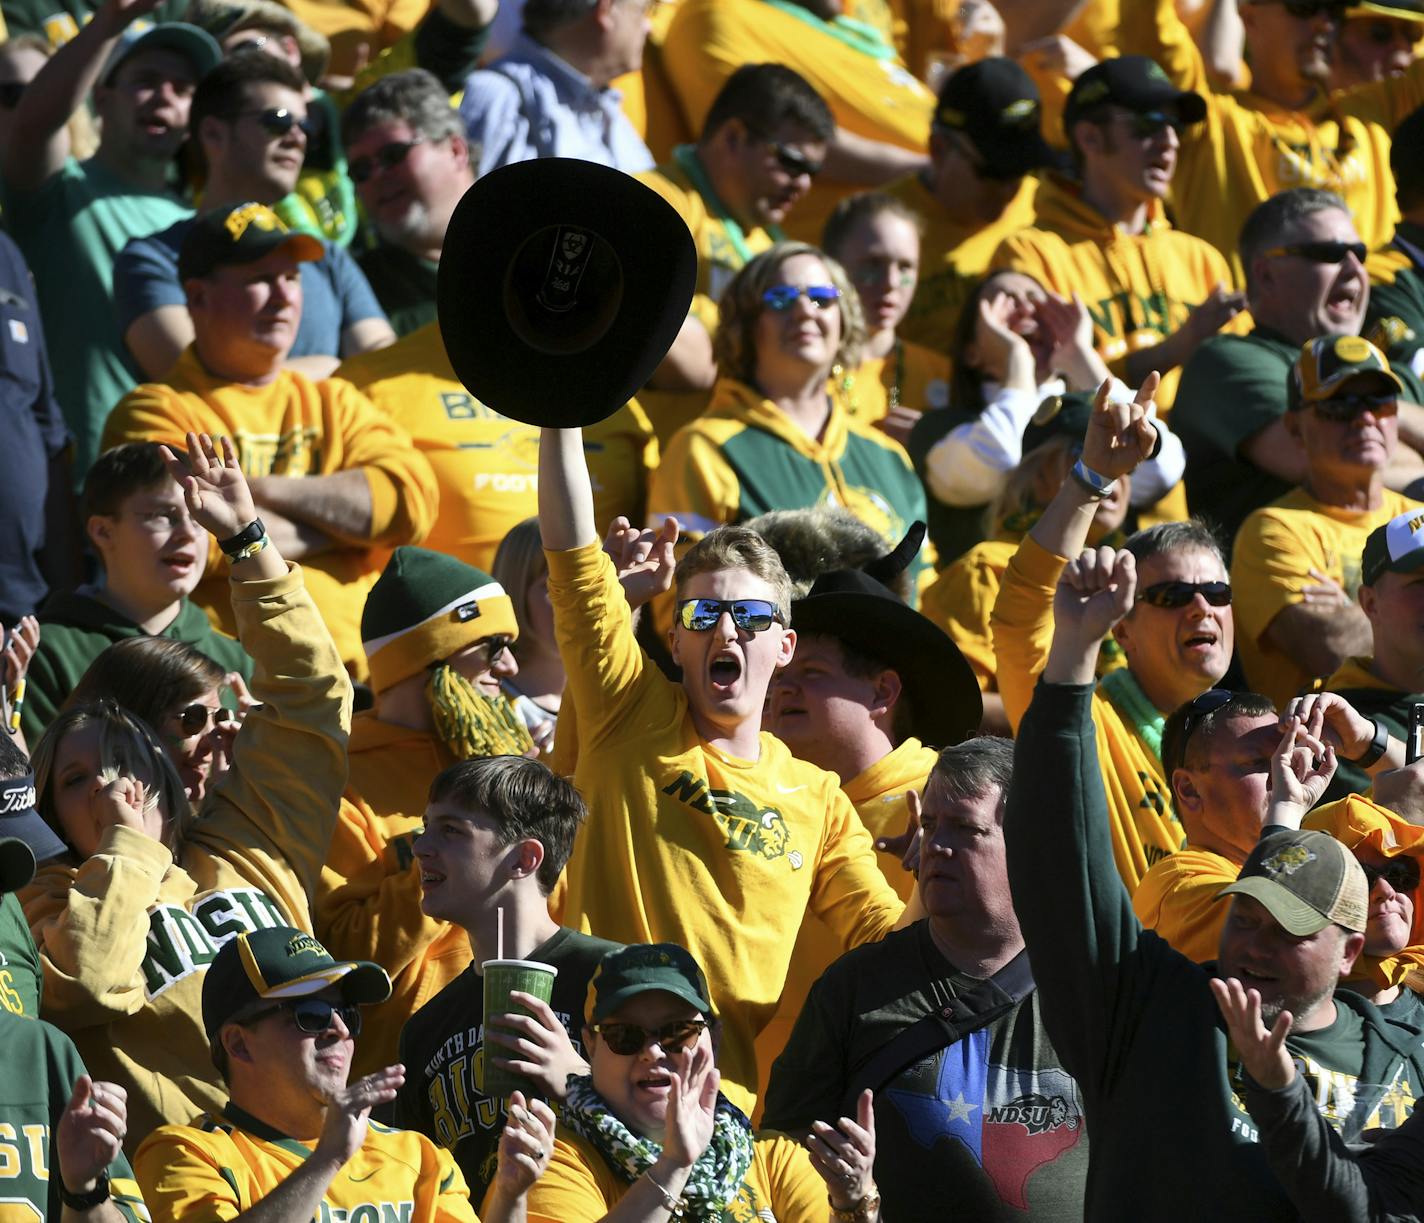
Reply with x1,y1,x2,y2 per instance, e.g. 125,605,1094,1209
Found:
24,590,253,741
1006,682,1424,1221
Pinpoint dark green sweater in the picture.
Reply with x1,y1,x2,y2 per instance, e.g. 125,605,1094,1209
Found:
24,590,253,741
1005,682,1424,1220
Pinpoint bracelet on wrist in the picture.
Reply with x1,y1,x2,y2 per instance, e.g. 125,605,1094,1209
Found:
59,1170,110,1211
643,1167,684,1217
1351,716,1389,768
217,518,268,563
1069,458,1116,501
828,1183,880,1222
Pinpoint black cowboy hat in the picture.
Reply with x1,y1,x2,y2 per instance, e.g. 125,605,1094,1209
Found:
436,158,698,427
790,525,982,748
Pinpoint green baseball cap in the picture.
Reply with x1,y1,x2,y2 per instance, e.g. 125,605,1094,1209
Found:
1218,829,1368,935
202,926,391,1038
1287,334,1403,411
587,943,712,1024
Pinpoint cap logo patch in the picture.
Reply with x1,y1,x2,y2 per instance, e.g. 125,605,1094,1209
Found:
1262,845,1316,876
1333,335,1373,362
937,105,966,127
455,601,482,622
0,776,36,815
1032,395,1065,427
1001,98,1039,126
1409,513,1424,534
1147,62,1170,83
1076,80,1110,105
224,203,283,243
285,933,326,959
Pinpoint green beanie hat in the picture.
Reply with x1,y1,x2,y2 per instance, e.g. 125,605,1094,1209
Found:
361,547,518,693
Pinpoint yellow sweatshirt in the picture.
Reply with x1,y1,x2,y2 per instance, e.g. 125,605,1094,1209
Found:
991,535,1185,892
316,715,471,1082
547,542,904,1117
887,171,1040,354
837,339,951,427
752,737,935,1110
1131,845,1238,965
1232,487,1418,707
21,565,352,1148
991,176,1248,416
102,348,439,679
922,535,1019,692
660,0,935,240
337,329,660,561
1119,0,1424,274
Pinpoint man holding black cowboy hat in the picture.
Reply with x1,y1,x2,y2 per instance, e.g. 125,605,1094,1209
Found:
756,524,980,1100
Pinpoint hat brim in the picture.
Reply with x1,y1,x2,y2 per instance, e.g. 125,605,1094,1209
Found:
0,807,69,867
590,980,712,1025
260,959,394,1006
0,837,35,894
1217,877,1334,936
103,23,223,85
437,159,697,428
790,592,982,748
1348,1,1424,20
980,131,1057,180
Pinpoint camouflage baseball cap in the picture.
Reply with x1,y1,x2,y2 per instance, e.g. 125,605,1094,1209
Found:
1218,829,1368,935
1287,334,1404,410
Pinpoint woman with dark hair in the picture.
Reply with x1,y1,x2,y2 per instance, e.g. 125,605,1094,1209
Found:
21,433,353,1151
650,241,935,598
908,267,1184,562
67,636,243,806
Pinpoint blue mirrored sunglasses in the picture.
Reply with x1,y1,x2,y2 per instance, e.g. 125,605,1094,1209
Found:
761,284,842,312
677,598,782,632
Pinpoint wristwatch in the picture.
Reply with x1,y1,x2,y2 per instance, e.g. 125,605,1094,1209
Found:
1351,717,1389,768
217,518,269,564
829,1184,880,1222
59,1169,110,1211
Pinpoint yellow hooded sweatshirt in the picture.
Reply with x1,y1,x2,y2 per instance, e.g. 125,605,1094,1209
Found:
22,565,351,1149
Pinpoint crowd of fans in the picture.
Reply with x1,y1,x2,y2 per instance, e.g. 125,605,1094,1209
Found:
6,0,1424,1217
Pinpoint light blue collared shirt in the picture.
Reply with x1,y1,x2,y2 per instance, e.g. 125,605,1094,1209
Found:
459,32,654,176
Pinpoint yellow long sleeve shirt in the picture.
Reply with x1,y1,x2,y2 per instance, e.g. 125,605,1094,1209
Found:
752,737,935,1110
1119,0,1424,275
991,176,1250,416
547,542,904,1117
991,535,1184,892
1131,846,1238,965
21,565,352,1148
837,338,950,427
316,715,470,1081
887,171,1039,353
101,347,439,678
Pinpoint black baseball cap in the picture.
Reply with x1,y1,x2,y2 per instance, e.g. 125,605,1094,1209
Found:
933,58,1055,181
179,203,324,282
1064,55,1207,136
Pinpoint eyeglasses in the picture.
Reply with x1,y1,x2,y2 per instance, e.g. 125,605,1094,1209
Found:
765,140,822,179
1262,240,1367,264
241,997,362,1035
676,598,783,632
1124,109,1185,140
172,703,236,736
0,82,24,109
761,284,842,312
593,1018,707,1056
1361,856,1421,895
1311,392,1398,421
1135,580,1233,608
227,107,315,140
349,135,426,184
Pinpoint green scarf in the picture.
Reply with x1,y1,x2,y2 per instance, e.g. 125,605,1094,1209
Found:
561,1075,755,1220
1097,667,1165,762
759,0,897,59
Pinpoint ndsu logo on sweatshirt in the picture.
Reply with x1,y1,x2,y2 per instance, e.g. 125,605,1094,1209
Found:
143,889,288,998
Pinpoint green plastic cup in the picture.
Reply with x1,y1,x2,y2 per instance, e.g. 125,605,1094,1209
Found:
481,958,559,1100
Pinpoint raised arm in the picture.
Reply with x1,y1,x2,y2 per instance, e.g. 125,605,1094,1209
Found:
539,427,599,552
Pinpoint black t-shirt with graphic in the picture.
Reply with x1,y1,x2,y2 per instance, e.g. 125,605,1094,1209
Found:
394,926,621,1202
762,921,1089,1222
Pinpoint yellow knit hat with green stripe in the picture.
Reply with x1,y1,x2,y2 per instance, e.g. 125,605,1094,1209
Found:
362,547,519,694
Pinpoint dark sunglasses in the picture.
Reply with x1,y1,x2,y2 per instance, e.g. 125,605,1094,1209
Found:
761,284,842,312
1361,857,1422,895
766,140,822,179
677,597,782,633
1175,687,1236,762
227,107,315,140
174,703,236,736
242,997,362,1035
1311,392,1397,421
469,634,514,667
1277,0,1347,19
1136,580,1233,609
593,1018,707,1056
1126,109,1185,140
1263,240,1367,264
0,82,25,109
349,135,426,184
